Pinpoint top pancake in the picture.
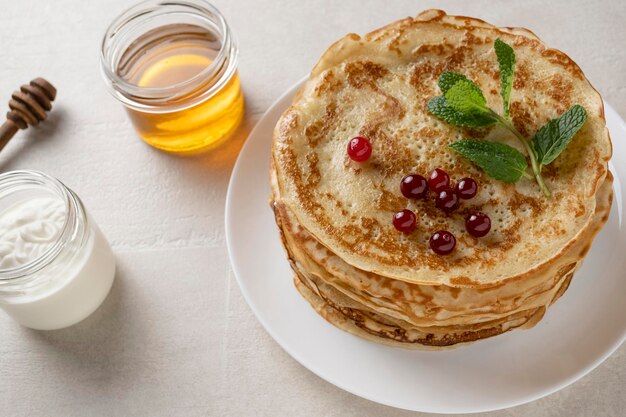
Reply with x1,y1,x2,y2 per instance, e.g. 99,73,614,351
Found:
272,10,611,286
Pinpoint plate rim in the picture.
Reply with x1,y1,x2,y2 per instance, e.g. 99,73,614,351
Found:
225,77,626,414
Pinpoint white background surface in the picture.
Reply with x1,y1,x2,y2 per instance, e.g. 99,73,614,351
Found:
0,0,624,416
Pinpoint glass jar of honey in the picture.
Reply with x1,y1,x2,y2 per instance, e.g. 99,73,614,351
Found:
100,0,243,154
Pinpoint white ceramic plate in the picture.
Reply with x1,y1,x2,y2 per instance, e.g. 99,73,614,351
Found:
225,79,626,414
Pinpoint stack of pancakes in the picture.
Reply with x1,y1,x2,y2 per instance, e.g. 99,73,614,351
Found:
270,10,613,348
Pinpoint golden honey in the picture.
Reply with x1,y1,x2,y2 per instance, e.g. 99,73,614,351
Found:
125,73,243,154
101,1,243,154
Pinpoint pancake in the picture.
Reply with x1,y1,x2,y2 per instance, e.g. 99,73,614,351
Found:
293,274,545,349
281,176,610,347
272,9,611,286
272,171,612,328
274,168,611,334
270,10,613,348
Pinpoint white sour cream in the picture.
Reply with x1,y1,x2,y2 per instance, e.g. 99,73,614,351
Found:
0,197,66,269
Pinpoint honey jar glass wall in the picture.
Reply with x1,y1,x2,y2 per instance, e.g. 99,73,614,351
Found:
100,0,243,154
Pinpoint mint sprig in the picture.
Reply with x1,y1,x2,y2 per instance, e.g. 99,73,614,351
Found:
449,140,530,183
438,72,473,94
428,72,499,127
533,104,587,167
444,80,489,115
427,38,588,198
494,39,515,118
427,96,497,128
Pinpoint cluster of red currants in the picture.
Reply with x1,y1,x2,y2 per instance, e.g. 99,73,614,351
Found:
395,168,490,255
347,136,491,255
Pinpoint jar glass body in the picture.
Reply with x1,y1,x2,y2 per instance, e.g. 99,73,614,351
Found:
100,0,243,154
0,171,116,330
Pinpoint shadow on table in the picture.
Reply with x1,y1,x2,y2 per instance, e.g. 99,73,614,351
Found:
148,109,255,176
24,264,124,332
20,265,138,377
132,108,256,220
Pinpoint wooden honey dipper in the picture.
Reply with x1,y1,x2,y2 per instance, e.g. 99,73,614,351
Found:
0,78,57,153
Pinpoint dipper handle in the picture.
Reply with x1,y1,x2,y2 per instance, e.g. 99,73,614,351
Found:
0,78,57,153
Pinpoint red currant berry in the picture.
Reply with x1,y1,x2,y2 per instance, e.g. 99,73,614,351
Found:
465,212,491,237
429,230,456,255
428,168,450,193
400,174,429,199
456,177,478,199
347,136,372,162
392,209,417,233
435,188,460,213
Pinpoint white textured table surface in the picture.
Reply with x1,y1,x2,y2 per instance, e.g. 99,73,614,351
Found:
1,1,624,416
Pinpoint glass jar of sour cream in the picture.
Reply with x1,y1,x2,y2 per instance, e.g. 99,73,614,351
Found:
0,171,115,330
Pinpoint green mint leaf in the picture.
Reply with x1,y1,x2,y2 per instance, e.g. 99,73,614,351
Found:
494,38,515,118
449,139,528,183
427,96,498,128
444,79,488,114
438,72,473,94
532,104,588,166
